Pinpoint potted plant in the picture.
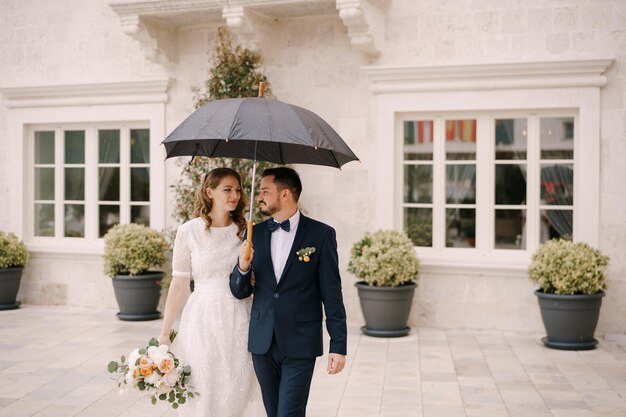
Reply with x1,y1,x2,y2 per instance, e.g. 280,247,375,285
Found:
104,224,169,321
528,238,609,350
348,230,420,337
0,231,29,310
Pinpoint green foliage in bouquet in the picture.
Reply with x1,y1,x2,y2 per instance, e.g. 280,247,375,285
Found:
103,224,169,276
0,231,29,269
172,27,277,225
348,230,420,287
528,239,609,295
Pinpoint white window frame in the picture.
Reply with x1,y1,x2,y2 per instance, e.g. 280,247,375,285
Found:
363,59,612,273
1,80,170,256
398,111,577,254
27,123,152,242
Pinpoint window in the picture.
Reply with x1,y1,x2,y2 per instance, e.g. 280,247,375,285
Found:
401,113,575,252
31,125,151,241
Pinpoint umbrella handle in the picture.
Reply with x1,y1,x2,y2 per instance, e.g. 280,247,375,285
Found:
245,221,253,261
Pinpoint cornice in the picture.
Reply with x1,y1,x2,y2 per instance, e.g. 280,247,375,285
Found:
363,58,615,93
0,79,172,109
109,0,383,60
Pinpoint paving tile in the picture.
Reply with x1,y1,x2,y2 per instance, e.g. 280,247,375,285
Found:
3,305,626,416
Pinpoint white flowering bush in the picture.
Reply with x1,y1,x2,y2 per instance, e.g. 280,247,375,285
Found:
348,230,420,287
528,239,609,295
0,231,29,269
104,224,169,276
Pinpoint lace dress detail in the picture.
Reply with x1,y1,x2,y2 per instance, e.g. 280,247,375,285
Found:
171,218,262,417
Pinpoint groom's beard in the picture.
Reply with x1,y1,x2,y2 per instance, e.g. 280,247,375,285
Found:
260,200,281,216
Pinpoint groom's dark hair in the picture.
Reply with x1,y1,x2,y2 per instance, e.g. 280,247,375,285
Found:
263,167,302,202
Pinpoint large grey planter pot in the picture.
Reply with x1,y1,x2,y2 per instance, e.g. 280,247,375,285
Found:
355,281,416,337
0,267,23,310
535,290,605,350
112,272,164,321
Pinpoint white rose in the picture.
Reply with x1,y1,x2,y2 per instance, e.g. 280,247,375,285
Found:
144,371,161,387
162,366,183,386
147,345,169,363
128,349,141,367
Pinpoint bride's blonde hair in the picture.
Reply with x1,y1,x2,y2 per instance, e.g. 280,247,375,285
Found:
193,167,247,238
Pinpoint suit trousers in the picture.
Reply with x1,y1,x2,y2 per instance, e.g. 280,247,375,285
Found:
252,334,316,417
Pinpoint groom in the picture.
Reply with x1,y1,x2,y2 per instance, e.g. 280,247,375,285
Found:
230,167,347,417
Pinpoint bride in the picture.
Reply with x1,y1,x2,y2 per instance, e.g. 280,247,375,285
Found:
158,167,261,416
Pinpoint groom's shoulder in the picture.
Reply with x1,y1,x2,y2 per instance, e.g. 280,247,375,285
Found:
302,215,335,235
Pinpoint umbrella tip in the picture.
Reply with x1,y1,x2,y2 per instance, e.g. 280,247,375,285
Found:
258,82,265,98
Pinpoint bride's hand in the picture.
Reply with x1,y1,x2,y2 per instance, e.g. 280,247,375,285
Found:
239,241,253,272
157,333,171,347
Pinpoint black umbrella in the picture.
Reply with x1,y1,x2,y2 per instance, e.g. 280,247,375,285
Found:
162,83,359,258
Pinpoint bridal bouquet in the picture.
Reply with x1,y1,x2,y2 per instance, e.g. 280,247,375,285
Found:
107,331,198,409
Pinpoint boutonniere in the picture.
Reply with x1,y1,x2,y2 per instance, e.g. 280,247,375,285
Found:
296,247,316,263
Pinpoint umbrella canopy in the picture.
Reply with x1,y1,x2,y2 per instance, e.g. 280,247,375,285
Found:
162,90,359,260
162,97,359,168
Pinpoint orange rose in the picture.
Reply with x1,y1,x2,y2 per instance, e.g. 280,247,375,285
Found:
140,367,153,377
158,357,174,373
133,368,141,377
139,357,153,369
303,255,310,262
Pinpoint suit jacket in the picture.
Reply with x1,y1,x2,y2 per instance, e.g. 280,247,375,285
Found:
230,214,347,358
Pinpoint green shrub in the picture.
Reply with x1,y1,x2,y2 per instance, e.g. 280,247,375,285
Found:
0,231,29,269
103,224,169,276
348,230,420,287
528,239,609,295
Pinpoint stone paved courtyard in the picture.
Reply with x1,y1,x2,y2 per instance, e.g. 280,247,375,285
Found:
1,305,626,417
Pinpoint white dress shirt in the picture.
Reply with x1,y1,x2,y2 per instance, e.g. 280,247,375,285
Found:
271,211,300,283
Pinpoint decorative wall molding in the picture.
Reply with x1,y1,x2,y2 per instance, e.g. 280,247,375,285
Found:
118,14,179,65
363,58,615,93
336,0,388,56
0,79,172,108
109,0,386,60
222,6,268,51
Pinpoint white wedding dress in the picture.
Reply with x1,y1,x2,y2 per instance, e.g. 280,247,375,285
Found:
170,218,262,417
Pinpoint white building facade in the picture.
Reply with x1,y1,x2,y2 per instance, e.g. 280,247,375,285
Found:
1,0,624,336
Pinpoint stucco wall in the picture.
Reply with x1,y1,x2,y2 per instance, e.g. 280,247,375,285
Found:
2,0,625,336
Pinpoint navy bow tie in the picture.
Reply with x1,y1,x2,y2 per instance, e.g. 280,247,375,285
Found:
268,219,290,233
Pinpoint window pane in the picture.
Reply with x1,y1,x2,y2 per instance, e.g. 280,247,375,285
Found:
404,165,432,203
64,204,85,238
540,164,573,206
99,205,120,237
65,168,84,201
99,130,120,163
404,121,433,160
495,164,526,205
446,208,475,248
131,129,150,163
446,165,475,204
99,167,120,201
35,168,55,200
35,204,54,236
131,167,150,202
35,131,55,164
445,119,476,160
404,208,432,247
495,209,525,250
64,131,85,164
495,118,527,160
131,206,150,226
540,117,574,159
540,210,573,243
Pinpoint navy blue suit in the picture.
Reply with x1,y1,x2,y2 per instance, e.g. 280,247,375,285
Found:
230,214,347,417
